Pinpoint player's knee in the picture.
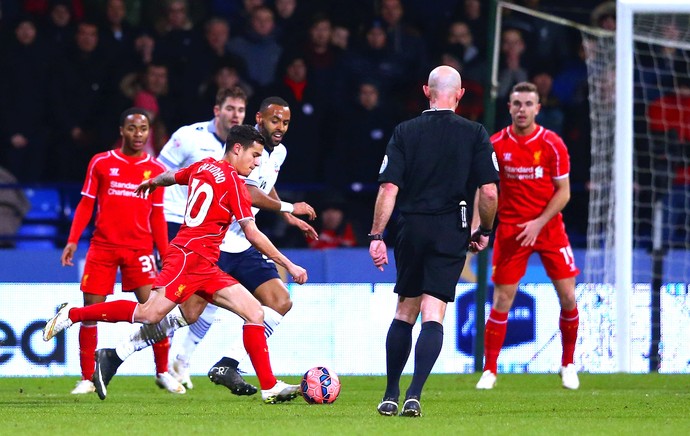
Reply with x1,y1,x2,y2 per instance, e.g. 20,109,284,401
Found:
271,295,292,316
244,305,264,325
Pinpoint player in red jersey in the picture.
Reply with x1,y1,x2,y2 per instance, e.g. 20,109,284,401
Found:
476,82,580,390
44,125,308,404
60,107,181,395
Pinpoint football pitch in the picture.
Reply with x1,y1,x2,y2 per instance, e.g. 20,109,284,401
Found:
2,373,688,435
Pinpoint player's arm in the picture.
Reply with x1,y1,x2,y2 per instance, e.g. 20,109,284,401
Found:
369,182,399,271
150,206,169,258
239,218,308,284
517,177,571,246
469,182,499,253
62,195,95,266
135,171,179,196
248,185,317,220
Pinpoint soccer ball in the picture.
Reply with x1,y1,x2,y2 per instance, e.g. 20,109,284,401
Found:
300,366,341,404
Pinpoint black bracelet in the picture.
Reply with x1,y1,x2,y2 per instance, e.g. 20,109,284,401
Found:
478,226,492,237
368,233,384,241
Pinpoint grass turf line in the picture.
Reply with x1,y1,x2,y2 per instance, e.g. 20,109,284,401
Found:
1,374,689,435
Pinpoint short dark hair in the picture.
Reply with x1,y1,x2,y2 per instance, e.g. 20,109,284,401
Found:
226,125,265,150
119,107,150,127
216,86,248,107
259,96,289,112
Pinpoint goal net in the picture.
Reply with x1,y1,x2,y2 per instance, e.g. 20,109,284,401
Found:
493,1,690,373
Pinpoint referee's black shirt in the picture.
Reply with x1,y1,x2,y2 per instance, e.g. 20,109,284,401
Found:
378,109,499,215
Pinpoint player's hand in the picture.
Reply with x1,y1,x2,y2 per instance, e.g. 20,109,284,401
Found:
283,213,319,240
288,264,308,284
468,230,490,253
61,243,77,266
135,179,156,197
292,202,316,220
369,240,388,271
516,219,545,247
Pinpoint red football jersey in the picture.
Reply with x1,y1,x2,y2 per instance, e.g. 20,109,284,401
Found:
171,157,254,262
82,149,166,248
491,125,570,224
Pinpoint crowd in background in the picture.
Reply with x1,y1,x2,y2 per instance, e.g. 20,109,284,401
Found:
0,0,619,247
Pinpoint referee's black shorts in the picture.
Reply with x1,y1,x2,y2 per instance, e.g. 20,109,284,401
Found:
393,212,469,303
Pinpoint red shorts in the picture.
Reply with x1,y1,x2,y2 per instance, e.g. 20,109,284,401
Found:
154,244,238,304
492,216,580,284
81,245,157,295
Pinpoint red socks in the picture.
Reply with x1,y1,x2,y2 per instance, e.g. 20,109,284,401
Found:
152,337,170,375
69,300,137,323
78,324,97,380
483,308,509,374
243,324,277,390
560,306,579,366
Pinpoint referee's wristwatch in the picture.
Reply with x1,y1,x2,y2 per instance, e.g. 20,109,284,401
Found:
368,233,384,241
478,226,492,237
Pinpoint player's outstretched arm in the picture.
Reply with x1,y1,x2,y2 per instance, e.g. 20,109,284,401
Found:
247,186,316,220
135,171,178,196
239,219,308,284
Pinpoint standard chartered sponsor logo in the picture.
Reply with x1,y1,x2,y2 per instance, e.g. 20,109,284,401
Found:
503,165,543,180
108,180,142,197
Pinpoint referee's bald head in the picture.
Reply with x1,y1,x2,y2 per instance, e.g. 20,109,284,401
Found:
427,66,462,94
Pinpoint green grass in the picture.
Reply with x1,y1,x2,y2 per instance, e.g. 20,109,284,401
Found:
1,374,689,435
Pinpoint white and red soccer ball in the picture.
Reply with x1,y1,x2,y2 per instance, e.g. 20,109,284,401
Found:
300,366,341,404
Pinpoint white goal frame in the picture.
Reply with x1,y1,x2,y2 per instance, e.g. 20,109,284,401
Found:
615,0,690,372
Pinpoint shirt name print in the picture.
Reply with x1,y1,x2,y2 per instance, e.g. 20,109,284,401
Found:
197,162,226,184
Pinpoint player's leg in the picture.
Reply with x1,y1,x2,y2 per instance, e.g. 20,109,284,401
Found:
554,276,579,389
73,292,106,394
539,220,580,389
133,284,184,394
478,223,530,389
477,282,518,389
211,283,299,404
208,248,286,394
71,247,118,394
171,304,218,388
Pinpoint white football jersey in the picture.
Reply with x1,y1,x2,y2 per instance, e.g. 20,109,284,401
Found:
157,120,225,223
220,143,287,253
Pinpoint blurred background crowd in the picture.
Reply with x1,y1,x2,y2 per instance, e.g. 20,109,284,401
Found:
0,0,618,248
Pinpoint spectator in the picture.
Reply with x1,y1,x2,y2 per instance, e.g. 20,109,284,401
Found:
260,52,325,184
227,6,282,90
342,19,406,107
453,0,487,53
0,16,54,181
53,20,117,181
647,77,690,247
272,0,306,49
41,0,78,54
307,194,357,249
532,69,564,135
330,22,350,51
129,62,178,155
444,20,485,84
155,0,202,120
329,80,396,242
495,27,529,128
302,13,344,105
591,1,615,31
379,0,428,83
194,62,253,121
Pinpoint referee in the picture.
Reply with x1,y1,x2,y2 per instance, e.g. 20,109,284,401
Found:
369,65,499,417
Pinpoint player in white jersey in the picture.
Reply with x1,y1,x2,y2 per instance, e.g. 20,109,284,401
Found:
157,87,247,237
168,96,318,394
